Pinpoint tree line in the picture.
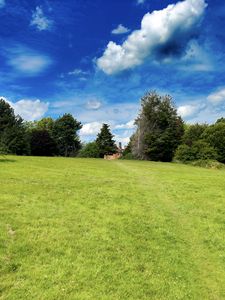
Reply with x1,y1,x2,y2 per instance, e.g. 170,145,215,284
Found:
125,91,225,165
0,98,117,158
1,94,225,165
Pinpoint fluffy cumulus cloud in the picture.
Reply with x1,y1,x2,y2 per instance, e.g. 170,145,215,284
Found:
112,24,130,35
97,0,207,74
12,99,49,121
1,97,49,121
0,0,5,8
207,88,225,104
30,6,53,31
177,104,200,118
80,122,102,136
6,45,52,75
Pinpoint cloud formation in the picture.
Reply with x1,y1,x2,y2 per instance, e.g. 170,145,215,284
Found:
137,0,146,4
207,88,225,104
177,87,225,123
97,0,207,74
2,97,49,121
112,24,130,35
115,120,135,129
0,0,5,8
30,6,53,31
85,99,102,110
80,122,102,136
6,45,52,76
177,104,200,118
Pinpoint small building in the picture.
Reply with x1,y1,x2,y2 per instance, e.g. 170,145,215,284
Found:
104,143,123,160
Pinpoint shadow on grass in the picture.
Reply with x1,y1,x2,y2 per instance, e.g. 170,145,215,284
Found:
0,158,16,163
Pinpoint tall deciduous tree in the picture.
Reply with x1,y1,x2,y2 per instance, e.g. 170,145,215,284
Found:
96,123,116,158
53,114,82,157
132,91,184,161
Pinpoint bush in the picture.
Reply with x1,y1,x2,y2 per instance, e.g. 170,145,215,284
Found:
121,153,135,160
190,160,225,169
78,142,100,158
174,140,217,163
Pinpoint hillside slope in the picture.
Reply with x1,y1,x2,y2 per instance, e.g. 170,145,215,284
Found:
0,156,225,299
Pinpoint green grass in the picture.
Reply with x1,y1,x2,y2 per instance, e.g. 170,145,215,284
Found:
0,156,225,299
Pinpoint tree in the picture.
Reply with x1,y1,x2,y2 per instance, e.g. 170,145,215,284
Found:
132,91,184,161
175,140,217,163
30,129,57,156
182,123,208,146
96,124,117,158
53,114,82,157
36,117,55,133
0,98,29,155
202,122,225,163
78,142,100,158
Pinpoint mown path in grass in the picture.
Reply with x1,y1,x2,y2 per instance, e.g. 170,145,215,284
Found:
0,156,225,299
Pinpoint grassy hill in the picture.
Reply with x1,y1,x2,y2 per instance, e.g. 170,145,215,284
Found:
1,156,225,299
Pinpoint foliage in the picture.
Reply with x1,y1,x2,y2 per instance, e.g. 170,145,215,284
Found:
36,117,55,133
96,123,117,158
120,152,135,160
1,156,225,299
30,129,57,156
132,91,184,161
53,114,82,157
174,140,217,163
182,123,208,146
78,142,100,158
0,98,29,155
202,121,225,163
190,159,225,169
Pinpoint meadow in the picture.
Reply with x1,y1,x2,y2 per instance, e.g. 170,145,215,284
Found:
0,156,225,299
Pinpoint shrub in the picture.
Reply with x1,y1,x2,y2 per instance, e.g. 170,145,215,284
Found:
121,153,135,160
190,160,225,169
174,140,217,163
78,142,100,158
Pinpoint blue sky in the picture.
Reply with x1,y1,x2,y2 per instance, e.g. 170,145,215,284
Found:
0,0,225,144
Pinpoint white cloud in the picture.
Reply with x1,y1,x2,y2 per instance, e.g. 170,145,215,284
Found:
112,24,130,35
177,105,200,118
115,120,135,129
12,99,49,121
207,88,225,104
6,45,52,75
97,0,207,74
137,0,146,4
68,68,88,76
114,135,130,146
85,99,102,110
30,6,53,31
0,0,5,8
1,97,49,121
80,122,102,136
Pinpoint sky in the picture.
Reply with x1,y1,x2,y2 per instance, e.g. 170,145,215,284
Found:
0,0,225,145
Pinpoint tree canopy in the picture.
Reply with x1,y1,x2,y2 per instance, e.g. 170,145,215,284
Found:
131,92,184,162
96,124,117,158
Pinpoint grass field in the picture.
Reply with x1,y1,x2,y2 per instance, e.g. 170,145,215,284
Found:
0,156,225,299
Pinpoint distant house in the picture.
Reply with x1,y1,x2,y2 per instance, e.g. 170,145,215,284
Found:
104,142,123,160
